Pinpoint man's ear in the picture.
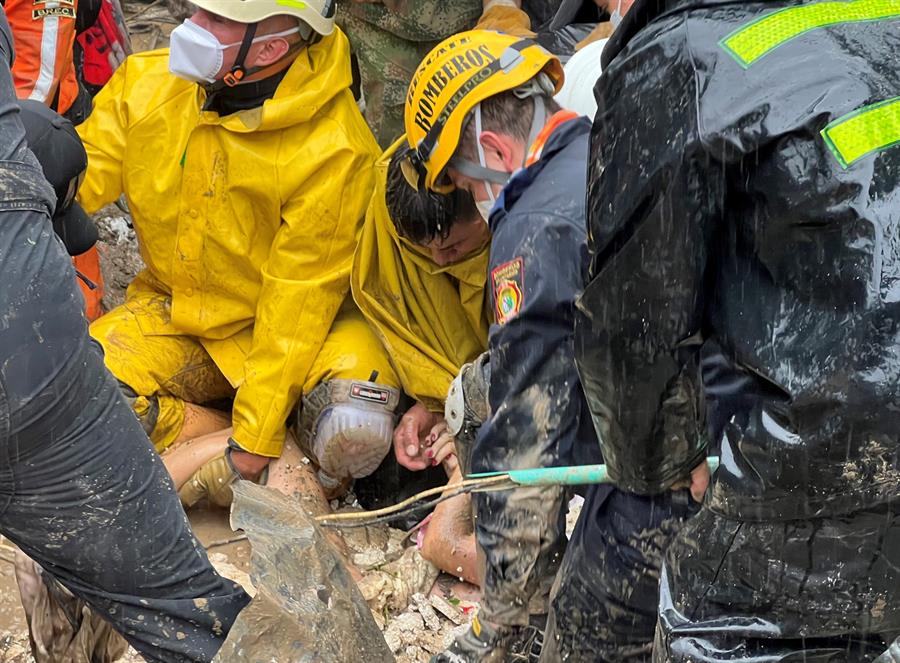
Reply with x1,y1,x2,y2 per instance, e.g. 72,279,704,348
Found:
252,37,291,67
478,131,517,172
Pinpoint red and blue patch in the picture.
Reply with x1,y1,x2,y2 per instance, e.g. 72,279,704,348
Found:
491,257,525,325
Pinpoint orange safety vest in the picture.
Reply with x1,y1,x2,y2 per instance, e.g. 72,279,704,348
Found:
6,0,80,114
73,245,104,322
8,0,101,320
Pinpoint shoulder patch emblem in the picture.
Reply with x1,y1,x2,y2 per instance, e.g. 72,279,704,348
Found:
491,257,525,325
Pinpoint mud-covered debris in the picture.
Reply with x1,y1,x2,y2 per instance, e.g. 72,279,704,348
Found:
383,610,424,654
0,635,30,663
212,481,394,662
353,548,391,570
429,595,464,625
359,546,440,616
14,552,127,663
343,520,406,572
92,207,144,312
411,593,440,631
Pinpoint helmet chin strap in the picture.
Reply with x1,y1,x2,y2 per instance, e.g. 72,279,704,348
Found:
448,94,548,196
224,22,258,87
475,103,499,205
205,23,310,93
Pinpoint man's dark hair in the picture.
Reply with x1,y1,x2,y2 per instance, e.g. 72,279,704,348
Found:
386,147,478,245
458,83,561,161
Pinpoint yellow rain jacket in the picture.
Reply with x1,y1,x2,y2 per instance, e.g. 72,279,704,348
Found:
78,29,380,458
351,141,491,412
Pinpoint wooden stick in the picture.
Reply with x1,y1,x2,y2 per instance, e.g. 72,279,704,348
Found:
206,535,248,550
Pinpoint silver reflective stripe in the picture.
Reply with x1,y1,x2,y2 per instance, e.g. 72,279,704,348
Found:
526,96,547,155
29,14,60,103
449,157,511,184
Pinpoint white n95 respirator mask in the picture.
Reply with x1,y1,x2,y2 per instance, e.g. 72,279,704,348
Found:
168,19,300,84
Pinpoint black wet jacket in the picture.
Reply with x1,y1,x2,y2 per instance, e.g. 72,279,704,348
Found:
477,115,602,478
472,116,602,624
576,0,900,521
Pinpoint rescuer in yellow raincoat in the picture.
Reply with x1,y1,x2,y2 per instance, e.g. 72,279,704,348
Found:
78,0,400,501
350,3,536,469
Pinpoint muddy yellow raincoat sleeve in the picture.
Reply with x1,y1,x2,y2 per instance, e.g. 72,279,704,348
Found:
77,31,379,457
351,141,490,412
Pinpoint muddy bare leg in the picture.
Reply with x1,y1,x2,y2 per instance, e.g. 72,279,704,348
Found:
420,470,480,586
162,427,233,490
267,433,359,577
172,404,231,447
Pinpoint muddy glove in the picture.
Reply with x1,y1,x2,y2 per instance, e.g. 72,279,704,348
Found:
179,444,269,509
478,0,535,38
445,352,490,475
430,614,545,663
178,449,241,508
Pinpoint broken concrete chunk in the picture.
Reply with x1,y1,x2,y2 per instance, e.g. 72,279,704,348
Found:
429,595,465,625
411,593,441,631
382,610,425,654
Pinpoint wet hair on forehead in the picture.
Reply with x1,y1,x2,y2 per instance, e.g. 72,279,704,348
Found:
386,147,479,245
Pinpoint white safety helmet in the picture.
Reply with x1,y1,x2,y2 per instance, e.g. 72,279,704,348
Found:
190,0,336,36
554,38,607,118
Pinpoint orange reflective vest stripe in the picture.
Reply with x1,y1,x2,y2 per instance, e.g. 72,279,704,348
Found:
525,109,581,167
7,0,80,113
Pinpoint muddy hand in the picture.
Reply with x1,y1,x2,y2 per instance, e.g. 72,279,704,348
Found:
688,460,711,502
393,402,442,471
179,448,270,509
671,459,711,503
425,421,458,473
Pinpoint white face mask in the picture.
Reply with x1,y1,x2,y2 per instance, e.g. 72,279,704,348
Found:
475,197,494,223
168,19,301,84
475,177,500,222
609,0,625,29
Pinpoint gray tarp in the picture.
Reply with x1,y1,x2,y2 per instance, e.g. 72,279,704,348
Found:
214,482,394,663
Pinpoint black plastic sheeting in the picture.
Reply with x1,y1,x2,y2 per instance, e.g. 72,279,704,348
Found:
575,0,900,659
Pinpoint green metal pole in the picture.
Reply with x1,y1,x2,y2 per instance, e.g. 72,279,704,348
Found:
470,456,720,487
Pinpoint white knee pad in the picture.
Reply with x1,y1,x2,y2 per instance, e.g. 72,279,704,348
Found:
295,379,400,482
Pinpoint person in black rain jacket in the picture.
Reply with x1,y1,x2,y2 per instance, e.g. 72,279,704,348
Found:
576,0,900,659
0,6,250,660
